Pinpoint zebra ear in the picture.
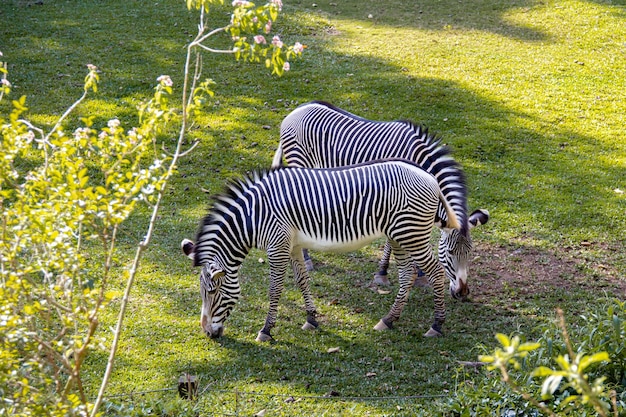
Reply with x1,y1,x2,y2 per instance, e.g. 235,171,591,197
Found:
468,209,489,230
181,238,195,260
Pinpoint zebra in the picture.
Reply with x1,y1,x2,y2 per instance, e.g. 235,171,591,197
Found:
272,100,489,299
181,159,461,342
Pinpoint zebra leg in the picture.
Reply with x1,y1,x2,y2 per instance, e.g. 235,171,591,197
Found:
291,249,319,331
371,240,392,286
302,248,314,272
415,255,447,337
256,251,290,342
374,246,414,331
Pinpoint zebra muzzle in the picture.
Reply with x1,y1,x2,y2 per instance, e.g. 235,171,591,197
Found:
207,326,224,339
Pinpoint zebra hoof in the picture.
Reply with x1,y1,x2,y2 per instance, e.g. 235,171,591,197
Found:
304,259,315,272
423,327,443,337
302,321,317,330
255,331,273,342
372,273,391,286
373,320,390,331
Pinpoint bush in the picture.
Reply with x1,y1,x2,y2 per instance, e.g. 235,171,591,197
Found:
445,299,626,417
0,1,302,415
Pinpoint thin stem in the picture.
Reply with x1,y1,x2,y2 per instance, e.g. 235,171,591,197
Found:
90,34,198,417
497,364,557,417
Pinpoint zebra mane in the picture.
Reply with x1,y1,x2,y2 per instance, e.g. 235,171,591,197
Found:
194,170,267,266
401,121,469,237
203,170,266,220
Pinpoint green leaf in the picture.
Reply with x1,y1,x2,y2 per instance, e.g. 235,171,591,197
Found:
495,333,511,348
518,342,540,352
532,366,555,377
578,352,610,372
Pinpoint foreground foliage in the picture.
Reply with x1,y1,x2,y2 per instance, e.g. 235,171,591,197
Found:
0,0,301,415
449,299,626,416
2,0,624,415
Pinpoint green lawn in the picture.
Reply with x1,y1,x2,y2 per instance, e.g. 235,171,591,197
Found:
2,0,625,414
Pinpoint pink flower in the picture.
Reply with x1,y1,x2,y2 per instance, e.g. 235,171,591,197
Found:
272,35,283,48
293,42,304,54
270,0,283,10
232,0,251,6
254,35,267,44
264,20,272,33
157,75,173,87
283,62,290,72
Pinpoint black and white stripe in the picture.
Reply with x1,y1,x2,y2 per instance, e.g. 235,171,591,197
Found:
273,101,489,298
182,160,460,341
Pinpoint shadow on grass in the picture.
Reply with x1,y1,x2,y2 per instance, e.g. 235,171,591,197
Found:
5,0,625,404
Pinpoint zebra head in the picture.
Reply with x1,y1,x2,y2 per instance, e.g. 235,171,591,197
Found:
438,209,489,300
181,238,241,338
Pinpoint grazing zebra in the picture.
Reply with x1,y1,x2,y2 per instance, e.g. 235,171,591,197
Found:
272,100,489,299
182,160,460,342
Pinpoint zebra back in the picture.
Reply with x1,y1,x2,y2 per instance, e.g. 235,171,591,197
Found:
277,101,469,236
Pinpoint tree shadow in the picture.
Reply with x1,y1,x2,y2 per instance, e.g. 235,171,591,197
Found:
5,0,625,406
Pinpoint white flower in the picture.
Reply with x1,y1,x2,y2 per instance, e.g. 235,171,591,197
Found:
283,62,290,72
1,79,11,87
73,127,91,140
107,119,121,129
272,35,283,48
157,75,173,87
293,42,304,54
270,0,283,10
24,131,35,143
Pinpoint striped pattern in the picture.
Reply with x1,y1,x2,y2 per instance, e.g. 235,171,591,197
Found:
185,160,459,340
274,101,488,298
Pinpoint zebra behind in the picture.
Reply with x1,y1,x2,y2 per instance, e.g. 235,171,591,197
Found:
273,100,489,299
182,160,460,341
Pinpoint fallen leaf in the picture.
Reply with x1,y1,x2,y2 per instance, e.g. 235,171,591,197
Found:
327,347,341,353
366,372,377,378
377,289,391,295
255,410,266,417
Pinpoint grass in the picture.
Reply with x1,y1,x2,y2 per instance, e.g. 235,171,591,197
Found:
2,0,626,414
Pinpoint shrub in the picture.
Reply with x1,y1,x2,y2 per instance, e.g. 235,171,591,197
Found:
0,1,302,415
445,299,625,416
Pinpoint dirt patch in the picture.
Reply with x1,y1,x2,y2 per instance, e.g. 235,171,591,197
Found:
470,242,626,302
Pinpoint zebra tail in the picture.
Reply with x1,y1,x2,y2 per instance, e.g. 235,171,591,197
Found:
439,191,461,231
271,143,284,168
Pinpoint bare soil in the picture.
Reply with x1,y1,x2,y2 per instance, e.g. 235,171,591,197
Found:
470,242,626,302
